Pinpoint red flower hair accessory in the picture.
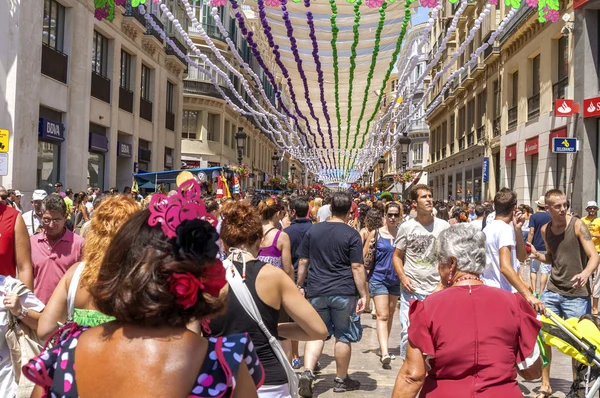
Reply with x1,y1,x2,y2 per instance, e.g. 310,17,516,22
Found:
169,261,226,308
148,179,217,238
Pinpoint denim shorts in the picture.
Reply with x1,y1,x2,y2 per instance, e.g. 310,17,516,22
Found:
369,278,401,297
541,289,589,319
530,251,551,274
308,295,363,343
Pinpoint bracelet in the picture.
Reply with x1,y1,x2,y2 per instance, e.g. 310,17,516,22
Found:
16,307,28,320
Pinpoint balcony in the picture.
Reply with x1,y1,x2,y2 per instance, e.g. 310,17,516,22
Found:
165,111,175,131
41,44,68,84
91,71,111,103
527,93,540,120
119,86,134,113
189,23,226,43
508,105,518,130
458,137,465,151
184,80,243,108
461,67,469,83
499,6,536,45
140,97,153,122
450,142,455,154
123,3,146,26
145,13,164,42
441,148,447,158
493,117,501,137
166,35,187,67
483,45,500,65
476,125,485,142
552,76,569,101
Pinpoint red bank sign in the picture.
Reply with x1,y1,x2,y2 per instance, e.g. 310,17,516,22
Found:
524,137,539,156
584,96,600,118
505,145,517,161
554,99,576,117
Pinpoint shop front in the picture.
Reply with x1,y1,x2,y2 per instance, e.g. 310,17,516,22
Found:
88,127,109,190
524,136,539,203
37,116,64,193
117,140,133,190
505,144,517,192
549,128,567,192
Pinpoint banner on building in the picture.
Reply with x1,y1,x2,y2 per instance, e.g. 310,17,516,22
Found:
483,157,489,183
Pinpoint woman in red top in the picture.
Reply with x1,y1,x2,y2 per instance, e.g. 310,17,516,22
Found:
0,187,33,289
393,224,542,398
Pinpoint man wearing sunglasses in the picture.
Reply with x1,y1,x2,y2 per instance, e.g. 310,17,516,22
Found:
30,194,84,304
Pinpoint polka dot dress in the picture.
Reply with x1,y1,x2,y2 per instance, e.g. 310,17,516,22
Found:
22,325,265,397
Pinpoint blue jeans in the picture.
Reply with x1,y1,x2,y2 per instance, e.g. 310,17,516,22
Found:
541,290,589,319
309,296,363,343
399,289,427,359
369,278,401,297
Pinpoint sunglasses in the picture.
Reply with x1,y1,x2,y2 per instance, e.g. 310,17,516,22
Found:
387,213,400,218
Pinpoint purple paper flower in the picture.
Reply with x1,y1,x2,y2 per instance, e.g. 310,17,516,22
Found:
525,0,538,7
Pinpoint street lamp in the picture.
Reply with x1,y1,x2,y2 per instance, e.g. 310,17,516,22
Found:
398,134,411,197
271,152,279,176
301,169,306,186
368,166,374,196
363,171,369,188
378,156,386,183
290,164,296,183
235,127,247,166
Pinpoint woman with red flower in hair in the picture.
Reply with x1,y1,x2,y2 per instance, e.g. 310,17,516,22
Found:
25,181,265,398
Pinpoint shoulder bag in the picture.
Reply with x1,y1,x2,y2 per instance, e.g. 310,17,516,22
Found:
363,229,379,271
223,256,299,397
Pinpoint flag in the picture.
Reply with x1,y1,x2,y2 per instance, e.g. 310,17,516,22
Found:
223,174,232,198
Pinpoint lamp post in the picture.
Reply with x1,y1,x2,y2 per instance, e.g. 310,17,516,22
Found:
378,156,386,184
301,169,306,187
363,172,369,188
290,164,296,183
398,135,411,199
235,127,247,166
271,152,279,176
368,166,374,197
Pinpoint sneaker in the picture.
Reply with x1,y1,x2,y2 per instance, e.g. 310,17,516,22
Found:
314,361,322,373
390,354,396,360
380,355,392,366
298,370,315,397
292,357,302,369
333,376,361,393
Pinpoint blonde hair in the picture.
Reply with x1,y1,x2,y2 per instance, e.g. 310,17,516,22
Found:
311,197,323,218
80,196,140,288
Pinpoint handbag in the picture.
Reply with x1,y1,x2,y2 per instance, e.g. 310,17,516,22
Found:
5,280,43,398
363,229,379,271
223,254,299,397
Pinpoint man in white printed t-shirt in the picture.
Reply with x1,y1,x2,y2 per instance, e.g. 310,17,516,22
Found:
482,188,545,313
0,275,44,398
392,184,450,360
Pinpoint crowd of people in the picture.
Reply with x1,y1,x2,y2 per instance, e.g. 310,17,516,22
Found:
0,179,598,397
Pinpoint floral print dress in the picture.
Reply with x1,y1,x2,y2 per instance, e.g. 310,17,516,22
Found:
22,325,265,398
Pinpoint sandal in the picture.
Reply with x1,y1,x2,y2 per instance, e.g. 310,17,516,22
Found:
534,390,552,398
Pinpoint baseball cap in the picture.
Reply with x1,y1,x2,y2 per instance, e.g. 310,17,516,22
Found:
587,201,598,209
535,196,546,208
14,190,22,197
32,190,48,201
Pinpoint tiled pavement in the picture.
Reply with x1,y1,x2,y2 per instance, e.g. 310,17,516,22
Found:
298,306,575,397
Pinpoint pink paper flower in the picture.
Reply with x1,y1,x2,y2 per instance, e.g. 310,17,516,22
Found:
210,0,227,6
366,0,385,8
265,0,282,6
488,0,499,5
544,7,560,22
525,0,538,7
420,0,438,8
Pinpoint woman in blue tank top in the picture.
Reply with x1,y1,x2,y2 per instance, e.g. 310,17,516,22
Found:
363,202,401,368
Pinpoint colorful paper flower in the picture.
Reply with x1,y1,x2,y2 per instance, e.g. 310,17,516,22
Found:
488,0,499,5
265,0,282,6
545,7,560,22
210,0,227,6
131,0,146,6
525,0,538,7
366,0,385,8
420,0,438,7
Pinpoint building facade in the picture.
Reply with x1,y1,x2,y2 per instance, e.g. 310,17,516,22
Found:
572,0,600,214
1,0,187,202
181,3,279,189
425,0,573,205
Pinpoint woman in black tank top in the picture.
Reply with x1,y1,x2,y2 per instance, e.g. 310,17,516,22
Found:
206,202,327,396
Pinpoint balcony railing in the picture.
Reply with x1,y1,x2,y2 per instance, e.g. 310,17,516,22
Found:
165,111,175,131
146,13,164,42
458,137,465,151
119,86,134,113
166,35,187,66
527,93,540,120
189,23,226,42
508,105,518,130
461,67,469,83
41,44,68,83
552,76,569,101
467,133,475,147
450,142,455,153
184,80,242,108
441,148,447,158
124,3,146,26
493,116,501,137
476,125,485,142
140,97,153,122
91,71,111,103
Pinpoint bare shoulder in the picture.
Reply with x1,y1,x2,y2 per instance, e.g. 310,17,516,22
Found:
576,218,593,240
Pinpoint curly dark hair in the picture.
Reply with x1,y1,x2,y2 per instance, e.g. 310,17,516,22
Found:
220,201,263,249
364,208,383,232
91,209,224,328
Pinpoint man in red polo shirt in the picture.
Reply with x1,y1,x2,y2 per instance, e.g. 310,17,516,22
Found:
30,194,84,304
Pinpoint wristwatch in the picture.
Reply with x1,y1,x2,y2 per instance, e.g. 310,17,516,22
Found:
16,307,28,320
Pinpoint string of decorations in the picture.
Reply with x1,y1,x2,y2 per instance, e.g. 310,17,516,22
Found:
329,0,342,154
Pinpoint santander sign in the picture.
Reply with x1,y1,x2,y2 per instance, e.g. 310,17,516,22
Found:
584,97,600,118
554,99,575,117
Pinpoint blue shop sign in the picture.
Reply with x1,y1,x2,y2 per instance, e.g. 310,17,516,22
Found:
117,141,132,158
38,118,65,142
552,137,578,153
89,133,109,153
483,157,489,183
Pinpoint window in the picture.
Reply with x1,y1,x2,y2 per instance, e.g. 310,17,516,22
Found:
532,55,541,95
458,107,465,137
166,82,175,113
141,65,151,101
207,114,219,142
120,50,132,89
477,91,486,127
413,142,424,163
467,100,475,133
182,110,198,139
92,31,109,77
529,155,538,202
511,72,519,106
558,36,568,81
42,0,65,51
